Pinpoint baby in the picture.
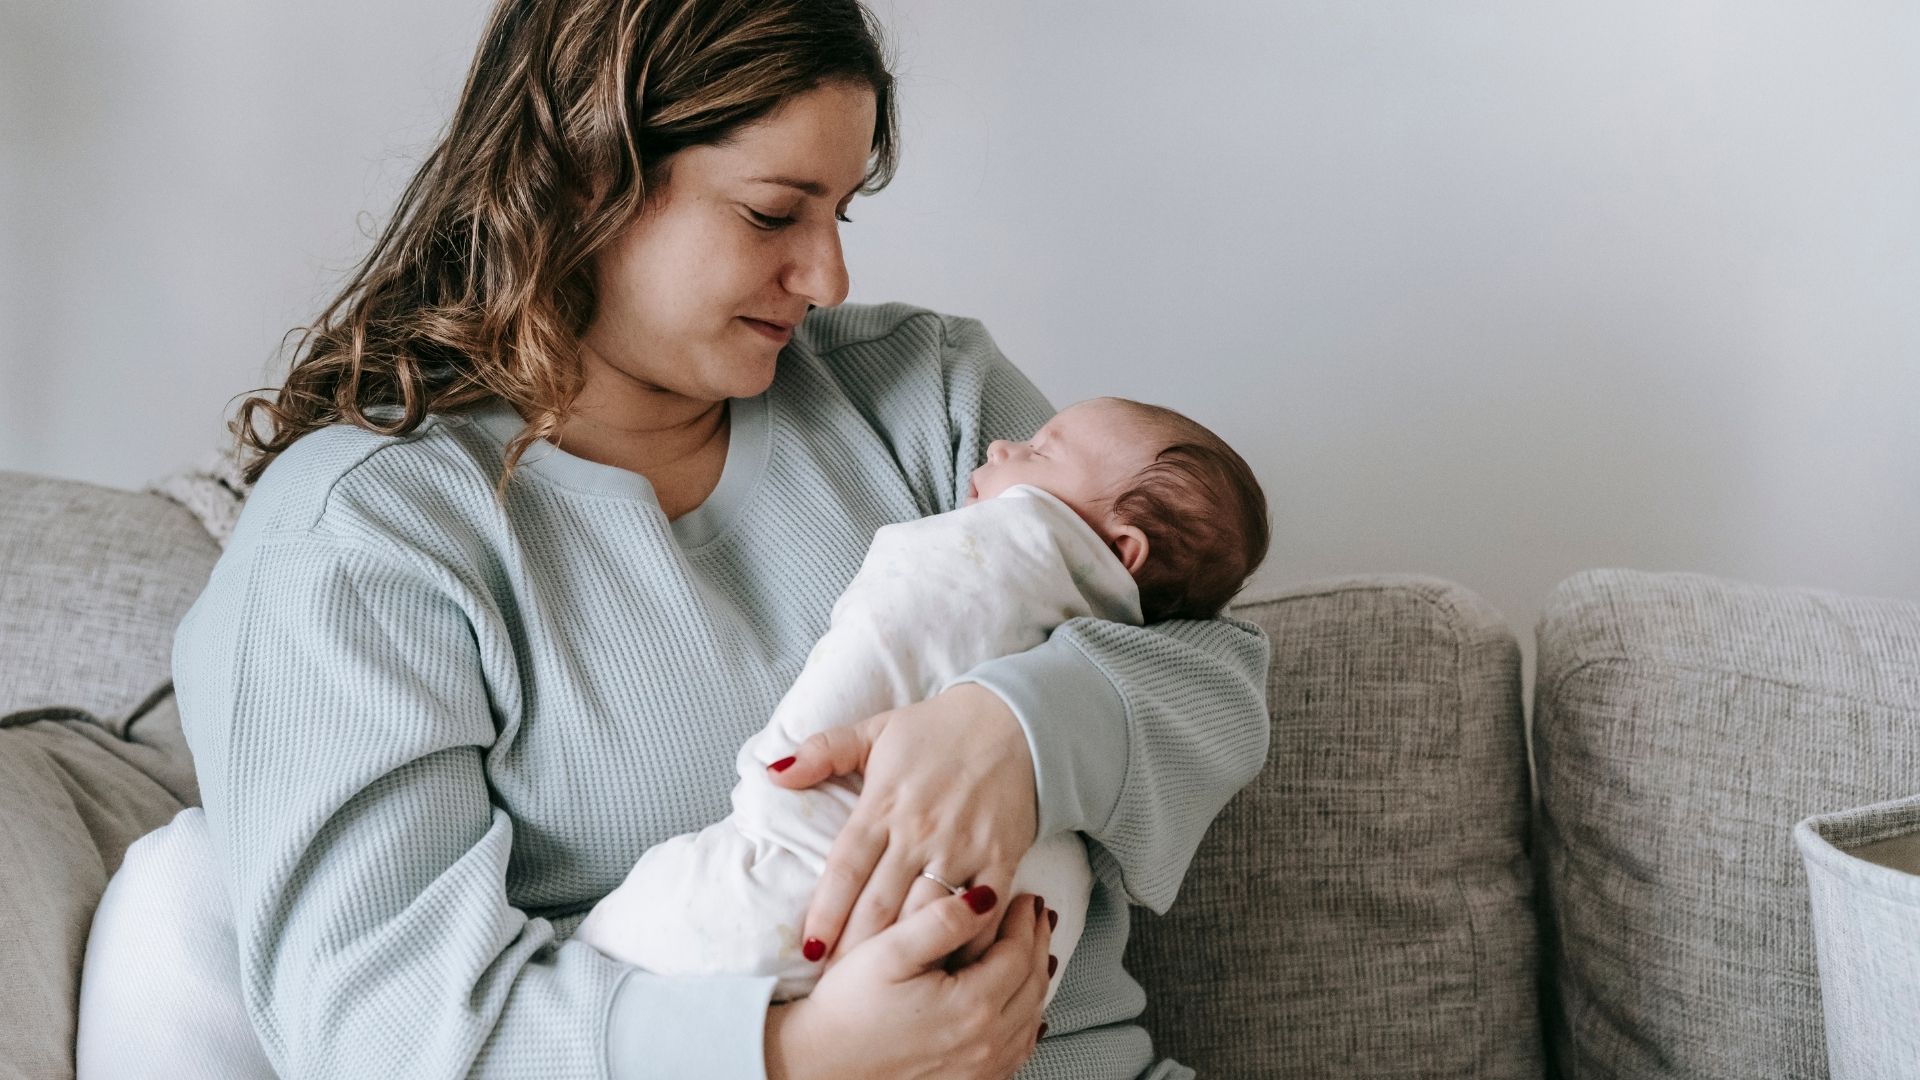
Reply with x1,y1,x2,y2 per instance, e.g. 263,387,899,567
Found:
574,396,1270,1007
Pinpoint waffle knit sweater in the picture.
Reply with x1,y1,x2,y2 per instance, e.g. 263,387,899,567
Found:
173,302,1273,1079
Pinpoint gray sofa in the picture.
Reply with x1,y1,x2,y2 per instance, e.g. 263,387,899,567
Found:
4,469,1918,1080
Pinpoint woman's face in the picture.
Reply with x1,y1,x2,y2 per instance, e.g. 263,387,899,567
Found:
580,81,877,405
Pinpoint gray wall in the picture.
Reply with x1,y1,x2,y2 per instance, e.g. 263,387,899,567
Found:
5,1,1917,697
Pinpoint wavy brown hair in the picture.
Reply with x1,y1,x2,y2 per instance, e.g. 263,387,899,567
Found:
233,0,897,488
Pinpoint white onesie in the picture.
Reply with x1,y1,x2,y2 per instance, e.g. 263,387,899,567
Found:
574,484,1142,1004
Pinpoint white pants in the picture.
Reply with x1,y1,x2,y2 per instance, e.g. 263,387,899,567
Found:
76,807,277,1079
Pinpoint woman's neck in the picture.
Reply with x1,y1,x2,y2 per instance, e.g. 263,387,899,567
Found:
555,394,728,477
552,346,730,477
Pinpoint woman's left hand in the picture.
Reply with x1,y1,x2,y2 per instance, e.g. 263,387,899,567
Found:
765,682,1039,970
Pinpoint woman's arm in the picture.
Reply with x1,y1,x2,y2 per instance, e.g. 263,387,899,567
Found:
177,528,777,1078
953,614,1272,911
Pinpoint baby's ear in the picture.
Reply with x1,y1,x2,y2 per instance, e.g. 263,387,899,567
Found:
1109,525,1149,576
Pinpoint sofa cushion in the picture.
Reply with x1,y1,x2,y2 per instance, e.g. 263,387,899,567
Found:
1125,575,1539,1078
1534,569,1920,1079
0,472,220,735
0,693,198,1080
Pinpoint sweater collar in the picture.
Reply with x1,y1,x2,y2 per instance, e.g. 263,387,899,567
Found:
461,392,770,550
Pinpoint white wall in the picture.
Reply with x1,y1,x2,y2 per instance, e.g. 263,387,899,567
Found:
1,0,487,479
5,1,1917,699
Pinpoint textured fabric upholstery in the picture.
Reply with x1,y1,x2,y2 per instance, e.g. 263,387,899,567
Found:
1534,569,1920,1080
0,472,220,734
1125,575,1539,1079
1795,794,1920,1080
0,472,214,1080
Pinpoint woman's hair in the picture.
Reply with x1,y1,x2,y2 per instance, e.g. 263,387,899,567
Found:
232,0,897,488
1105,400,1271,622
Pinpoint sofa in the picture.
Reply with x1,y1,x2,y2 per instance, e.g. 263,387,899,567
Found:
4,467,1917,1080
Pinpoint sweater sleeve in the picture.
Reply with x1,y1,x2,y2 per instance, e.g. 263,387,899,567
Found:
930,314,1274,914
176,528,776,1079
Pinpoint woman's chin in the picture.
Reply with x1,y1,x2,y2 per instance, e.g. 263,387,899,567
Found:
711,350,780,399
731,365,778,399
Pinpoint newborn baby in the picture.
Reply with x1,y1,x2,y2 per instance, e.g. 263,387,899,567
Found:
574,396,1270,1007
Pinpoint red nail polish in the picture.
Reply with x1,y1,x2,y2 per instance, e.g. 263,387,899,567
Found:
1032,895,1046,918
1047,909,1057,931
962,885,997,914
803,937,825,962
1037,1022,1048,1040
1047,954,1058,977
770,756,796,773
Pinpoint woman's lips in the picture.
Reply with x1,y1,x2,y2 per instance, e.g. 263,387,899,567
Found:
741,317,792,343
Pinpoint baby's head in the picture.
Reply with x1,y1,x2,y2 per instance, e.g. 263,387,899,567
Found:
966,397,1270,621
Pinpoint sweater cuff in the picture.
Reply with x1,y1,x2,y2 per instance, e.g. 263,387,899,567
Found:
950,635,1128,841
605,970,779,1079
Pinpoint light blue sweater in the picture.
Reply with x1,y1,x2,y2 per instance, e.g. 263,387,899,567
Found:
174,303,1272,1079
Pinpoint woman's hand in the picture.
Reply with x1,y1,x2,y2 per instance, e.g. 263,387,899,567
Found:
766,682,1037,969
764,886,1054,1080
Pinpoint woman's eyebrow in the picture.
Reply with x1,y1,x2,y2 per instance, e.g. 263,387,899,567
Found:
746,175,861,201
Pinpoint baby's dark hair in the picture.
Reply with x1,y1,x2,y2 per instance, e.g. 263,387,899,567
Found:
1103,400,1270,622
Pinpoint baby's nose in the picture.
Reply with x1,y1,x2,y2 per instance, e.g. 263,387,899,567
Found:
986,439,1011,463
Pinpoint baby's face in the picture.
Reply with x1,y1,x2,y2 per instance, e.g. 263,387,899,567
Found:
965,398,1152,533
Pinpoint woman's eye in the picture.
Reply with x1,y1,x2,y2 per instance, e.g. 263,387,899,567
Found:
748,208,855,230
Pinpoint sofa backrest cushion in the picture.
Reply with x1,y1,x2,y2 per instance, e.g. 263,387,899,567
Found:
1533,569,1920,1079
0,472,220,735
1125,575,1540,1078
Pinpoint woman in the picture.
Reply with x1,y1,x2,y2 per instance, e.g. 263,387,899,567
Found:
94,0,1270,1076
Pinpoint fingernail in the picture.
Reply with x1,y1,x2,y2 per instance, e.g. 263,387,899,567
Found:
1032,895,1046,918
1047,908,1057,931
769,756,796,773
803,937,826,962
1047,954,1058,977
962,885,997,914
1037,1022,1048,1040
